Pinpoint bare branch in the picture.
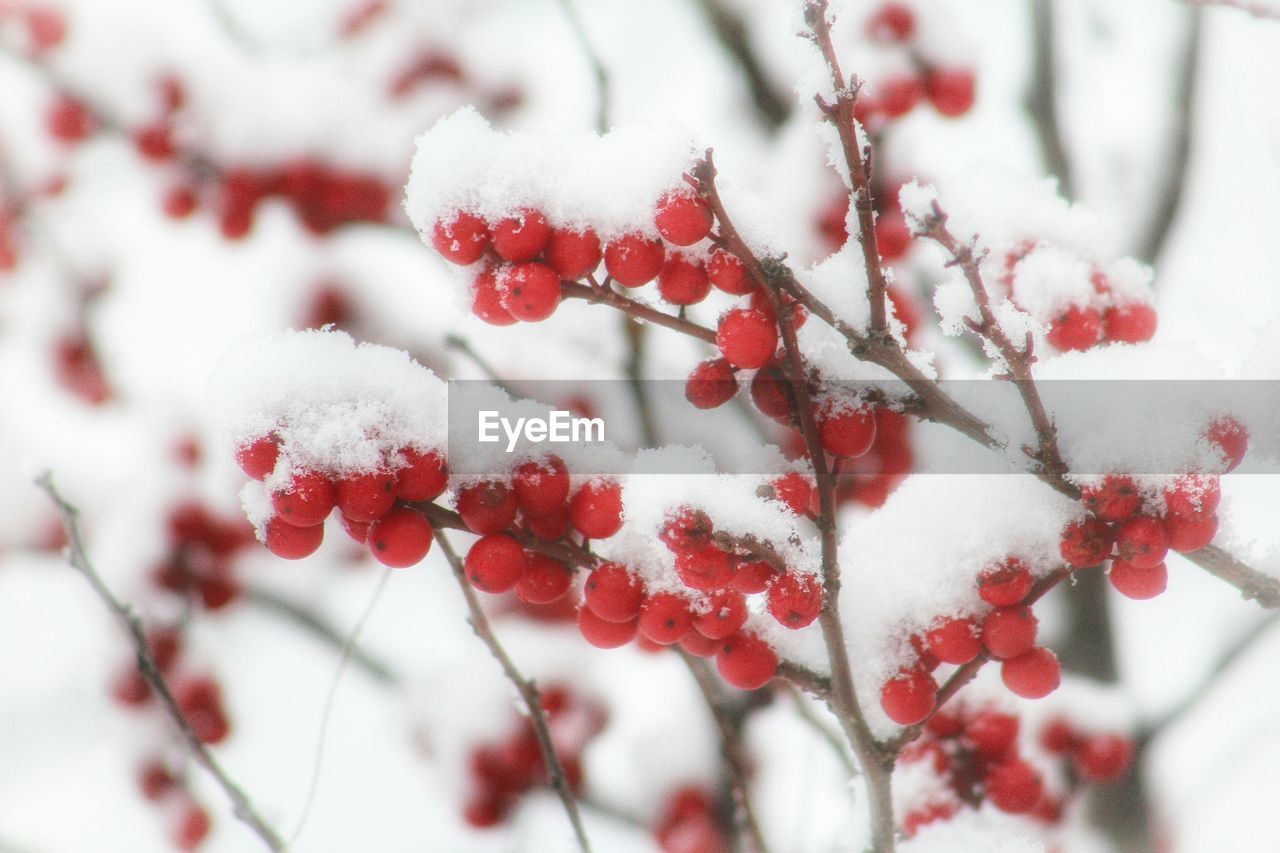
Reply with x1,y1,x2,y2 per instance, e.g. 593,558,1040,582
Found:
690,0,792,129
35,472,286,852
556,0,612,133
561,281,717,345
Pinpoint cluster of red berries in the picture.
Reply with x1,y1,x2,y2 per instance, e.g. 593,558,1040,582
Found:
859,3,977,129
653,787,729,853
150,501,256,612
137,756,213,851
881,556,1062,727
211,161,395,239
464,685,606,828
234,433,446,567
834,408,914,509
1,2,67,56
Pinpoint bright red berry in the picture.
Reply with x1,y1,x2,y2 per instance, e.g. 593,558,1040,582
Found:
492,209,550,262
657,255,711,305
235,434,279,480
817,401,877,458
1108,558,1167,600
368,507,433,568
866,3,915,42
1104,302,1157,343
513,456,570,516
731,559,775,594
716,308,777,370
604,234,665,286
707,249,754,294
1001,646,1060,699
654,190,713,246
1060,518,1114,568
1206,416,1248,472
685,358,738,409
544,227,602,279
457,481,518,534
569,480,624,539
1163,474,1220,519
639,592,695,644
660,506,714,555
173,802,212,851
271,472,335,527
335,469,399,523
678,627,721,658
978,558,1034,607
1114,516,1168,570
464,534,526,592
1074,734,1133,783
693,590,749,640
396,447,448,501
985,760,1042,814
500,262,561,322
471,264,517,326
769,472,814,517
965,710,1020,759
926,616,982,665
675,546,734,591
264,516,324,559
584,563,644,623
1081,475,1141,522
1165,511,1217,552
924,68,976,117
765,572,823,629
716,631,777,690
432,211,490,265
515,553,573,604
1047,305,1103,351
880,667,937,725
982,606,1038,660
577,606,637,648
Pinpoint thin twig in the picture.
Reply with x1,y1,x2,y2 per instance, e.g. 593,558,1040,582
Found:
690,0,791,129
678,650,771,853
1028,0,1074,198
622,316,661,447
556,0,611,133
432,530,594,853
562,281,717,344
34,472,285,852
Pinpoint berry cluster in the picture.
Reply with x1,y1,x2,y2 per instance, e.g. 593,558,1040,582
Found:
212,162,395,239
235,432,445,567
464,685,606,828
149,501,256,612
859,3,977,129
653,787,729,852
881,556,1062,727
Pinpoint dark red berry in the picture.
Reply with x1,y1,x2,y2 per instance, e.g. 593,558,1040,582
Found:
639,592,695,644
492,209,550,262
464,534,526,593
685,358,738,409
982,606,1038,660
1081,475,1141,522
432,211,490,265
1001,646,1060,698
271,471,336,527
1206,416,1248,472
731,559,775,594
817,401,877,458
716,308,777,370
1108,558,1167,600
396,447,448,501
513,456,570,516
1114,516,1169,570
500,262,561,322
660,506,714,555
175,676,230,744
569,480,624,539
675,546,734,591
335,469,399,523
707,249,754,294
716,631,777,690
544,227,602,279
604,234,665,287
657,255,711,305
693,590,748,640
1060,518,1114,568
458,481,518,534
925,616,981,665
765,572,823,629
584,563,644,623
577,606,637,648
654,190,712,246
235,434,279,480
368,507,433,568
978,558,1034,607
515,553,573,604
880,667,936,725
471,264,517,326
1165,511,1217,552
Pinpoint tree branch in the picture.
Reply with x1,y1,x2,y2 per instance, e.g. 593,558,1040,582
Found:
690,0,792,129
1028,0,1074,199
561,281,717,345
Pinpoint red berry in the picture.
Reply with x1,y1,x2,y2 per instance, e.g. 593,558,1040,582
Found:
1081,475,1141,523
876,211,912,261
660,506,714,555
544,227,602,279
147,628,182,672
880,667,937,725
657,255,711,305
765,572,823,629
271,472,336,527
924,68,976,117
769,472,813,517
264,517,324,559
523,504,571,540
471,265,517,326
492,210,550,262
163,185,198,219
926,709,964,738
750,362,792,424
707,249,754,294
985,760,1042,814
1047,305,1103,351
577,606,637,648
138,760,175,801
200,575,240,610
749,290,808,328
173,802,211,851
432,211,490,265
978,558,1034,607
654,190,713,246
1060,518,1115,568
457,481,518,534
716,308,777,370
340,513,371,544
982,606,1038,660
731,559,776,594
1001,647,1060,699
926,616,981,665
515,553,573,604
1108,558,1167,600
335,469,399,523
880,76,923,118
513,456,570,516
25,7,68,53
675,546,734,591
1104,302,1157,343
716,631,777,690
368,507,433,568
175,676,230,744
1074,734,1133,783
1114,516,1169,569
584,563,644,623
235,434,279,480
464,534,526,592
1163,474,1221,519
817,401,877,458
46,97,95,143
678,627,721,658
134,122,175,160
1165,511,1217,552
396,447,448,501
693,590,749,640
685,358,738,409
867,3,915,41
1041,718,1077,754
1206,416,1248,472
112,668,152,707
500,262,562,322
604,233,665,287
966,710,1020,759
569,480,624,539
639,592,695,644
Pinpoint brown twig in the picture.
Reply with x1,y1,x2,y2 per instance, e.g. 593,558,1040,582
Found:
432,530,594,853
35,472,286,851
561,281,717,344
679,650,771,853
690,0,792,129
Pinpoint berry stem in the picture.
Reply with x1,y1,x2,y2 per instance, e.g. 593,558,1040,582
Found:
35,472,287,852
432,530,595,853
561,280,717,344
